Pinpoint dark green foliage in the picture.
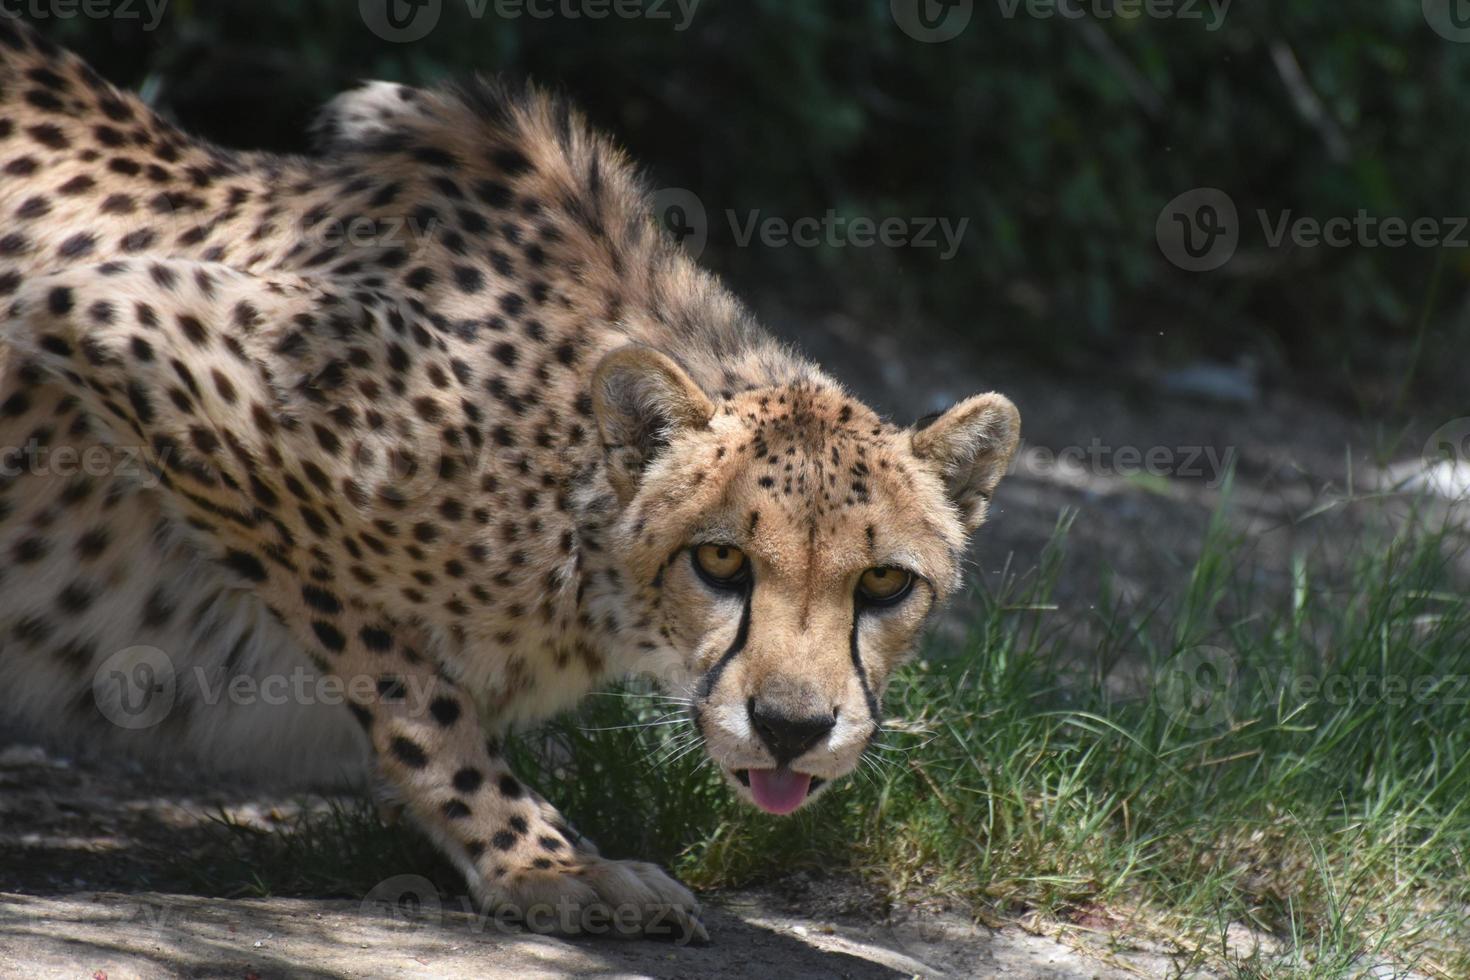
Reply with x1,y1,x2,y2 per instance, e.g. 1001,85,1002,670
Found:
35,1,1470,390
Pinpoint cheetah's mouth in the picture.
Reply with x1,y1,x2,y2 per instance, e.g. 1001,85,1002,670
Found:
733,767,825,815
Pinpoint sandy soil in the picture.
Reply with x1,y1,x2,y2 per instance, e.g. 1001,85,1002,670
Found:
2,889,1201,979
0,743,1216,979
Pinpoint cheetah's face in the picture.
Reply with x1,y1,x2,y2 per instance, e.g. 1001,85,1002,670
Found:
595,347,1020,815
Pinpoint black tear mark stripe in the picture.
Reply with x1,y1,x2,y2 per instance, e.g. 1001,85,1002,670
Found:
694,585,753,702
848,607,881,724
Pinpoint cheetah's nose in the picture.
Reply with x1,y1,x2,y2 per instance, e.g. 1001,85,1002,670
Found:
748,698,836,765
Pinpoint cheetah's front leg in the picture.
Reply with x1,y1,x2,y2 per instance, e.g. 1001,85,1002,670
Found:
339,622,706,940
3,261,705,941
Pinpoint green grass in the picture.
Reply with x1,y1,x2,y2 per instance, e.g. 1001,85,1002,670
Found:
184,499,1470,977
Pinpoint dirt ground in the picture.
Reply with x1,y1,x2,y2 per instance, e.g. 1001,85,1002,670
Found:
0,743,1219,979
0,893,1183,980
2,309,1463,978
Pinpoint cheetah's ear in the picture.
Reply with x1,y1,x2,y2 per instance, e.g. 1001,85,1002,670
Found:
592,345,715,504
910,393,1021,531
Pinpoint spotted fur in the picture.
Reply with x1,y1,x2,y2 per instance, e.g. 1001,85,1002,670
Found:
0,19,1019,937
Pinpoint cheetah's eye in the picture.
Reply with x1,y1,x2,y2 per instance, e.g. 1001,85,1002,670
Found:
693,543,750,589
857,567,915,606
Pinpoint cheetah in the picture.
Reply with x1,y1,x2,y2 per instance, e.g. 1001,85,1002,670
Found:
0,19,1020,939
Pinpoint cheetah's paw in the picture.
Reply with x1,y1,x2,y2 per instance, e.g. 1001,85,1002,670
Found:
473,855,707,943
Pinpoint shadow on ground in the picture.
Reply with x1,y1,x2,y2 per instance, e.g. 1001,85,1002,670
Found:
0,891,931,980
0,745,1179,979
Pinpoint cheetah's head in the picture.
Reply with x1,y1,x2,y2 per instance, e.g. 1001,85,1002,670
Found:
593,346,1020,814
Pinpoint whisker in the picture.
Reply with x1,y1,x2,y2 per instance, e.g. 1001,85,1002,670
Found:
656,730,701,758
661,736,707,769
580,716,691,733
861,750,900,780
590,690,693,705
646,729,701,768
870,737,938,753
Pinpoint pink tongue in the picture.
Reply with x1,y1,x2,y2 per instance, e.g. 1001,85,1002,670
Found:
746,768,812,815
